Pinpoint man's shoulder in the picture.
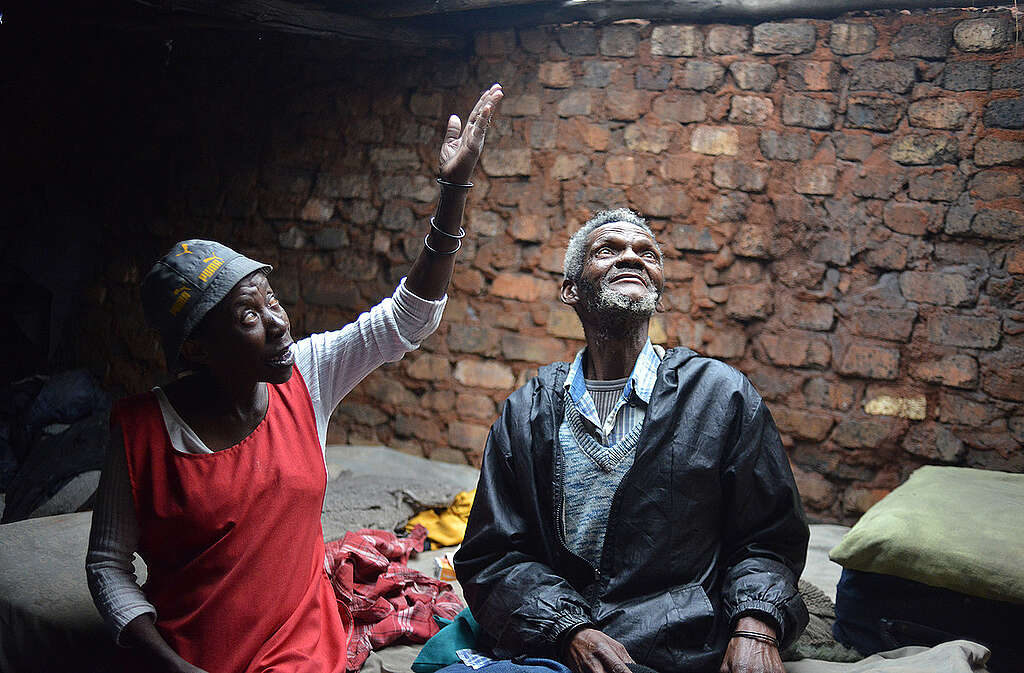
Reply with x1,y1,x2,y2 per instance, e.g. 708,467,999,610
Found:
662,347,759,398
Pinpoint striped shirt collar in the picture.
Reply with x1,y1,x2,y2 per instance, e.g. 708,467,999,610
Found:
564,339,663,430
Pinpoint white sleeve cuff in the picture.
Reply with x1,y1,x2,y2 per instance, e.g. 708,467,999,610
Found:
393,277,446,346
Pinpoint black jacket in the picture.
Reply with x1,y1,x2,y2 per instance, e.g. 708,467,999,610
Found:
454,348,809,673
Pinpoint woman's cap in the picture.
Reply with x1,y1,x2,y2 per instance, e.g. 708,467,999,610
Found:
141,239,272,371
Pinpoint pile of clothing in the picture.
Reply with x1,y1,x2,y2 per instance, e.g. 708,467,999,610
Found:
326,524,463,671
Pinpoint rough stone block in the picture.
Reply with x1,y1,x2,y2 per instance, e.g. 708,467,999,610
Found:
501,334,564,363
983,98,1024,129
790,464,837,509
954,17,1013,52
838,344,900,379
708,25,750,54
509,214,549,243
691,125,739,155
636,64,674,90
729,62,777,91
883,201,944,235
970,208,1024,240
457,392,497,420
454,360,515,389
708,191,751,222
475,29,516,57
903,423,966,463
844,306,917,341
908,167,966,202
651,25,703,56
537,62,573,89
974,138,1024,166
908,98,968,130
782,95,834,129
830,23,877,55
712,158,769,192
313,227,349,250
679,61,725,90
448,421,491,451
759,129,815,161
934,242,990,267
850,61,917,94
599,25,639,57
671,225,719,252
369,147,419,172
889,134,957,165
652,94,707,123
732,226,775,259
406,353,451,380
752,22,817,54
577,121,612,151
760,332,831,367
846,95,903,131
583,61,620,88
782,301,835,331
851,159,906,199
788,61,838,91
490,273,553,302
636,184,692,216
546,307,585,339
705,328,747,359
557,91,593,117
992,59,1024,90
772,406,835,441
865,240,908,270
926,314,1001,348
558,25,598,55
362,375,418,407
980,347,1024,401
448,324,499,355
864,392,926,420
624,120,671,153
550,154,590,181
942,62,992,91
337,402,389,427
604,89,650,120
910,354,978,388
481,149,532,176
316,173,370,199
891,24,953,59
804,378,856,411
832,418,894,449
729,96,774,125
605,155,641,184
970,170,1021,200
499,94,540,116
795,165,838,195
726,284,773,321
899,271,975,306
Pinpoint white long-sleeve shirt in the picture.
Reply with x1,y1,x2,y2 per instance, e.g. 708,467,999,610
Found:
86,279,445,644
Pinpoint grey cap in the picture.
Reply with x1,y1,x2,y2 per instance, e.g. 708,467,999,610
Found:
141,239,272,371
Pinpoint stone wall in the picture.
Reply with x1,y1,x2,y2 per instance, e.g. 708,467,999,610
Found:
56,9,1022,522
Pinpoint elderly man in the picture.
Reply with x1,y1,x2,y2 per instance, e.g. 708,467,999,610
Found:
454,208,809,673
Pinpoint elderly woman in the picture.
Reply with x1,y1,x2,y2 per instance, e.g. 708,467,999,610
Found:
86,84,503,673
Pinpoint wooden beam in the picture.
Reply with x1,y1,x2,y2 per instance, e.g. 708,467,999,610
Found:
551,0,1009,23
130,0,466,49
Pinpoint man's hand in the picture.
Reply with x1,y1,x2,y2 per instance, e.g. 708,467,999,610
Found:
719,616,784,673
438,83,503,184
564,628,635,673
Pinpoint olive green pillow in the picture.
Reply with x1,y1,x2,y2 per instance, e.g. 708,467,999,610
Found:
829,465,1024,605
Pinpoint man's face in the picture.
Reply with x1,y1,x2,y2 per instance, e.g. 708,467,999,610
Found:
563,221,665,324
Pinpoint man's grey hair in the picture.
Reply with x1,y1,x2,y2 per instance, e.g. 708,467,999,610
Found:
563,208,660,282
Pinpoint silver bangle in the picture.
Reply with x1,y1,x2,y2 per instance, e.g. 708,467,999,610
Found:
436,177,474,189
423,233,461,255
430,217,466,240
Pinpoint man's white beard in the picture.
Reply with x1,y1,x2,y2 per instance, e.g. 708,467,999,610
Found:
580,274,659,325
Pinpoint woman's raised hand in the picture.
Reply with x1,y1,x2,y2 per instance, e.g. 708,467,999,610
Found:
438,83,503,184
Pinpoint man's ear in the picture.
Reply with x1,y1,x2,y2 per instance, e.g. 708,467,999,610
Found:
560,279,579,307
179,337,211,368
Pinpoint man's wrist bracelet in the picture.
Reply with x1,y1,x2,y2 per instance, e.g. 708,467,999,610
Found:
423,233,461,255
436,177,474,189
731,630,779,648
430,217,466,240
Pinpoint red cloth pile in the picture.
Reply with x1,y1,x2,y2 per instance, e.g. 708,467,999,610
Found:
325,525,463,671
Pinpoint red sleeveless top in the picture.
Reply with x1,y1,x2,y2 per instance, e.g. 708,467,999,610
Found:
114,367,351,673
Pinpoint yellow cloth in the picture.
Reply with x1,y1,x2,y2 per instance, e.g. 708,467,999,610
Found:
406,489,476,547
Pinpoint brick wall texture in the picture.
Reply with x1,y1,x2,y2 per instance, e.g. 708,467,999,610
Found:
69,9,1022,522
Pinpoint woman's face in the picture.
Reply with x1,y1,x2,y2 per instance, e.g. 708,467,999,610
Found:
192,272,294,385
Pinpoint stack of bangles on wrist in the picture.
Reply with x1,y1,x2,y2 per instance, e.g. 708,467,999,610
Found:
731,630,780,648
424,217,466,255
